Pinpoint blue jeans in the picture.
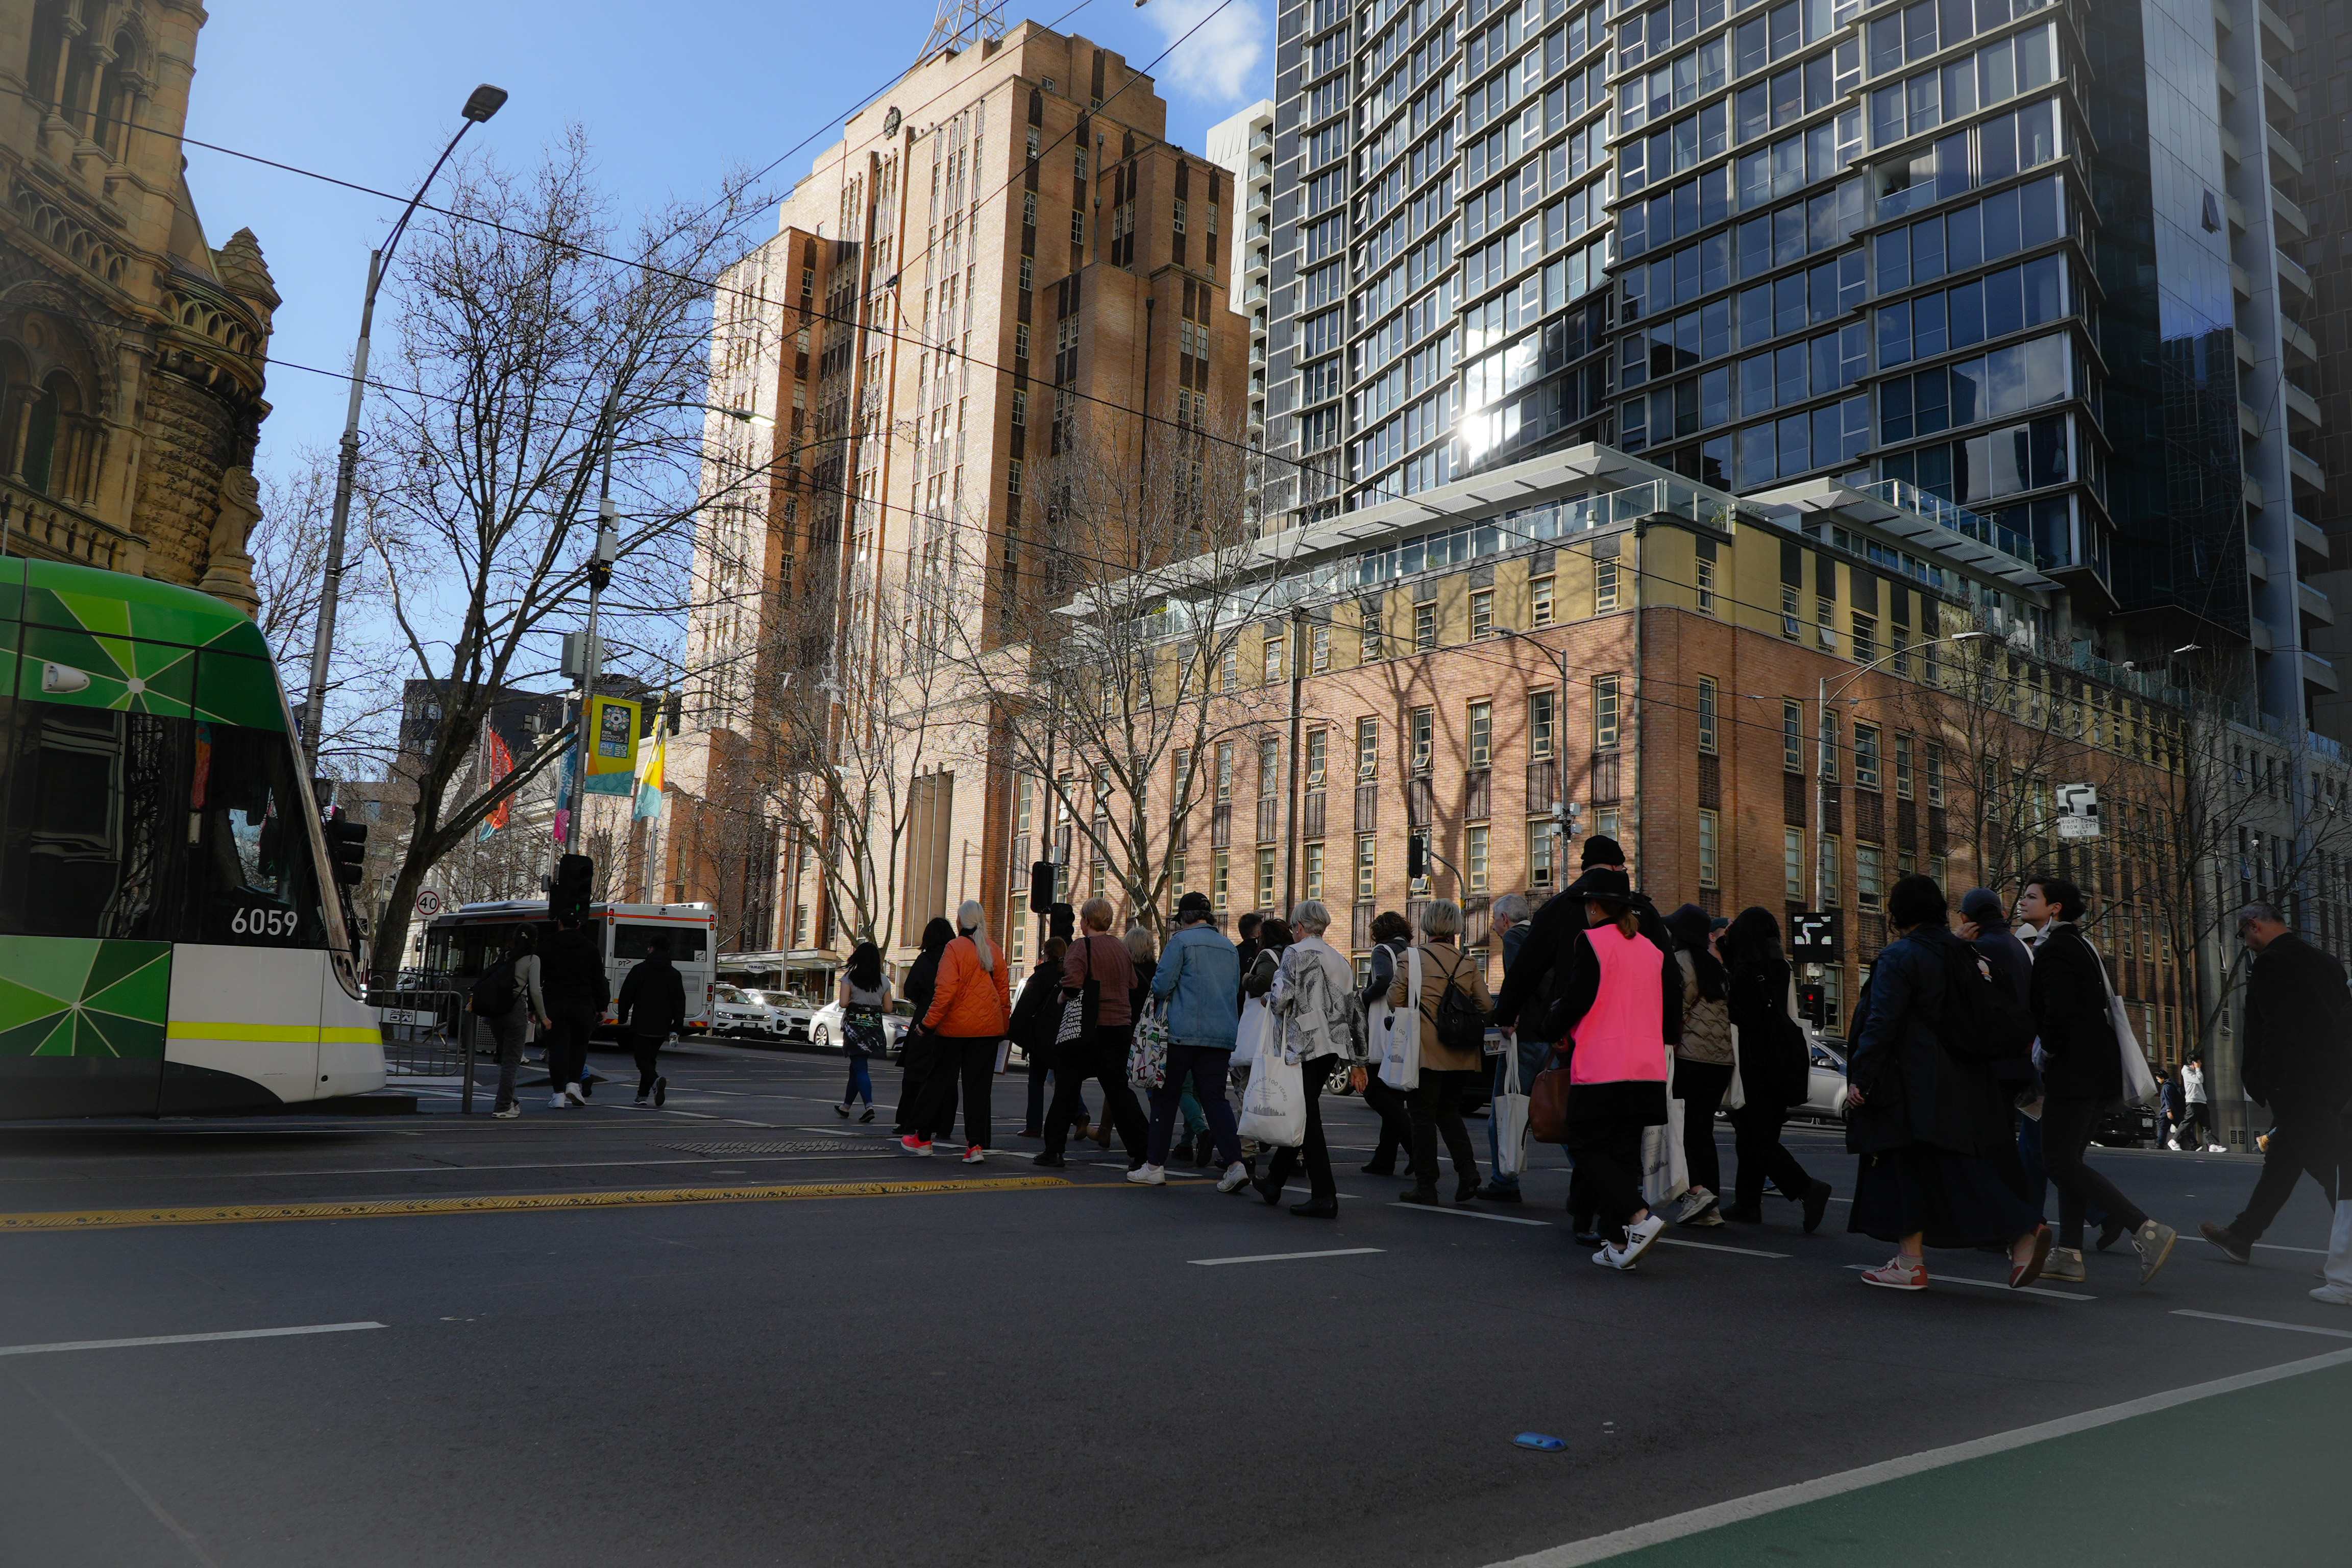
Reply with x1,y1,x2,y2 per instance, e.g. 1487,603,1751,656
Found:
1146,1043,1240,1166
842,1056,873,1106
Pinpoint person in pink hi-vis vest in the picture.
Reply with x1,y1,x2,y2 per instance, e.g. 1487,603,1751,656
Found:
1545,867,1683,1271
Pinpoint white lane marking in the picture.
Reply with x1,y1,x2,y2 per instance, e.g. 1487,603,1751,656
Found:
2172,1309,2352,1341
2255,1242,2329,1256
1841,1263,2091,1301
1654,1236,1793,1259
1482,1344,2352,1568
1189,1248,1385,1266
0,1322,386,1358
9,1372,221,1566
1388,1202,1553,1227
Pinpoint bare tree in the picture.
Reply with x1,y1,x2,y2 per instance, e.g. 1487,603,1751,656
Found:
354,128,764,981
250,453,404,771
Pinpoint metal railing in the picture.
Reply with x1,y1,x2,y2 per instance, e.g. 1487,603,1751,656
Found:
373,987,481,1113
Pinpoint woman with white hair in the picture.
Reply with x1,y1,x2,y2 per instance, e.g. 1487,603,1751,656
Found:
1247,899,1367,1216
902,900,1012,1163
1390,898,1494,1207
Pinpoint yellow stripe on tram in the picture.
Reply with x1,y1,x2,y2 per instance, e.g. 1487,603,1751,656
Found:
0,1176,1071,1233
165,1022,383,1044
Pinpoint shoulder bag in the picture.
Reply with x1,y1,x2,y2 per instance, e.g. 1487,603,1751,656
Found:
1054,938,1097,1057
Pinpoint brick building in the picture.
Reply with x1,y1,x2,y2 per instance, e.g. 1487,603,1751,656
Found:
1,2,278,611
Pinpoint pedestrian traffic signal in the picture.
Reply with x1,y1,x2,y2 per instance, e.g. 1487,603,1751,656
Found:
1407,834,1429,881
552,854,594,920
1798,983,1825,1022
1029,860,1056,914
322,812,366,887
1048,902,1074,943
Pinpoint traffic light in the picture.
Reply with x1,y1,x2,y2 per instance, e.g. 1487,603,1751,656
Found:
1797,983,1825,1022
665,690,682,735
552,854,594,920
1048,902,1074,943
322,812,366,887
1407,832,1429,880
1029,860,1057,915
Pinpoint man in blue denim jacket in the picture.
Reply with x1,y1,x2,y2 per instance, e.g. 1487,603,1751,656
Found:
1153,892,1241,1048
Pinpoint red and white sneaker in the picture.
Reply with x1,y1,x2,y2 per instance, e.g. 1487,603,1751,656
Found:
961,1145,985,1164
1860,1254,1928,1290
898,1135,933,1157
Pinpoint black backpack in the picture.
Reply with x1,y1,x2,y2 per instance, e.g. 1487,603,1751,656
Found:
1431,952,1489,1058
472,958,519,1018
1929,939,2035,1064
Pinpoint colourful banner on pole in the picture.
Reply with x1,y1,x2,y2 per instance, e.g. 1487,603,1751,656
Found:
477,726,516,841
583,696,641,796
633,727,666,821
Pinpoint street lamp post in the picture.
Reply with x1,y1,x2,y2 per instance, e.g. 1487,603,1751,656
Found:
301,84,508,768
1491,624,1583,883
1811,630,1988,910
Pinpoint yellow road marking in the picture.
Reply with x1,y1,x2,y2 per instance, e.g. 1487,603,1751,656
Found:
0,1175,1069,1233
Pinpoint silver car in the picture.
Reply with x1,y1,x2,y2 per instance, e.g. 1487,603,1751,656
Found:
808,1000,905,1056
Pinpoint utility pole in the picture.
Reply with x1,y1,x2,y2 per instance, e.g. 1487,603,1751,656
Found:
560,390,623,874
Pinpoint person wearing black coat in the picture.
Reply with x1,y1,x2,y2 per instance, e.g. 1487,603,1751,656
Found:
537,914,610,1109
616,936,687,1107
1844,876,2050,1291
894,918,957,1135
2020,875,2176,1284
2210,904,2352,1302
1718,907,1833,1231
1357,913,1416,1175
1011,937,1076,1138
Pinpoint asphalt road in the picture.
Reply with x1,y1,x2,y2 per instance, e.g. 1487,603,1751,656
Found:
1,1040,2344,1568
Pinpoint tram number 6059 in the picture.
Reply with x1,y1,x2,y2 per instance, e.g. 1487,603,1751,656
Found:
230,904,300,939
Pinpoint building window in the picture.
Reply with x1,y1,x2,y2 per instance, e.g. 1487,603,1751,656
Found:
1929,852,1947,888
1356,834,1377,900
1070,209,1086,244
1011,389,1027,426
1819,966,1843,1033
1170,853,1188,903
1819,712,1839,782
1468,824,1491,892
1530,822,1557,891
1357,717,1379,779
1216,742,1235,800
1595,557,1621,612
1784,827,1805,901
1219,647,1239,691
1817,596,1836,649
1019,255,1035,291
1697,677,1719,755
1173,198,1188,233
1596,806,1622,843
1530,576,1556,627
1360,598,1385,659
1312,624,1331,672
1696,557,1718,615
1414,601,1437,651
1783,700,1803,773
1023,191,1038,227
1699,808,1721,889
1925,743,1946,806
1471,590,1494,639
1595,675,1622,750
1257,848,1277,910
1306,729,1328,787
1530,689,1556,759
1895,732,1914,799
1852,613,1878,665
1468,701,1492,769
1259,738,1280,801
1781,583,1802,639
1857,844,1883,909
1411,706,1434,774
1026,127,1040,160
1214,849,1230,910
1173,748,1193,809
1820,835,1842,906
1854,724,1880,791
1305,842,1326,900
1007,458,1022,498
1263,635,1285,684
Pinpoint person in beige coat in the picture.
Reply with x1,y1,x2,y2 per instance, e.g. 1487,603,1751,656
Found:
1390,899,1495,1206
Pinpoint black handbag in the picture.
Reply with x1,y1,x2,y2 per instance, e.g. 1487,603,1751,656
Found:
1051,939,1098,1060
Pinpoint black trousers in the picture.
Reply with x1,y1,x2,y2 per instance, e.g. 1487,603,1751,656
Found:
2231,1102,2347,1239
1563,1116,1648,1244
916,1036,999,1148
1672,1059,1733,1195
1407,1068,1480,1190
1043,1027,1149,1160
1265,1062,1336,1202
1727,1100,1815,1211
2042,1095,2148,1248
1362,1074,1412,1166
2180,1104,2212,1146
631,1033,664,1094
545,1008,598,1096
1025,1054,1087,1133
896,1032,952,1133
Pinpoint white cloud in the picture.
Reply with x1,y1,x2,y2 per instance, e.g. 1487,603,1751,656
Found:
1145,0,1267,104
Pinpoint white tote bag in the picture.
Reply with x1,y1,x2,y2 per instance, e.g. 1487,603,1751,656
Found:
1233,995,1271,1067
1378,947,1423,1092
1237,1038,1306,1147
1641,1095,1691,1208
1493,1033,1532,1177
2093,944,2159,1107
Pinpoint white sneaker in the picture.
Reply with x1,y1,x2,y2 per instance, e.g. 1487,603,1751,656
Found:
548,1093,567,1109
2312,1284,2352,1306
1621,1214,1668,1266
1668,1187,1719,1226
1126,1163,1166,1185
1216,1161,1251,1193
2165,1138,2182,1150
565,1084,589,1106
493,1104,521,1119
2206,1144,2227,1153
1592,1241,1640,1271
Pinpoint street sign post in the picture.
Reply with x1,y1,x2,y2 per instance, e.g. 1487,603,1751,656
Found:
2055,782,2101,840
1790,910,1840,962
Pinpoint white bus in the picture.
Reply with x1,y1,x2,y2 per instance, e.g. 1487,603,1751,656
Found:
421,900,716,1036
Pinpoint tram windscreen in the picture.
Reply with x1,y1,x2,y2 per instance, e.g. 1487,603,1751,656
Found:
0,697,330,948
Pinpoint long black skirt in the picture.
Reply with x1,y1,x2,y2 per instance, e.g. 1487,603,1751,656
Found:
1849,1143,2042,1249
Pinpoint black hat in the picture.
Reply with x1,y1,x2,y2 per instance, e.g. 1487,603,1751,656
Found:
1578,866,1638,910
1581,835,1626,869
1175,891,1214,921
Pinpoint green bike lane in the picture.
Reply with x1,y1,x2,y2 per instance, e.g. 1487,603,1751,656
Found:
1499,1341,2352,1567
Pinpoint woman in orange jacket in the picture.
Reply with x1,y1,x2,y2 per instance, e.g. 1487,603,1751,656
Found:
902,899,1013,1162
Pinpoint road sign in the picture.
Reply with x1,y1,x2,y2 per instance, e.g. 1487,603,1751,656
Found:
415,890,443,916
1790,910,1840,961
2055,782,2101,840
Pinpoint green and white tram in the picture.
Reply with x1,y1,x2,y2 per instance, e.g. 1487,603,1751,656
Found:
0,557,383,1119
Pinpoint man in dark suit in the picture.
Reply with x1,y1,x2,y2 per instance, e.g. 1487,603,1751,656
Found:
2021,875,2176,1285
2211,903,2351,1306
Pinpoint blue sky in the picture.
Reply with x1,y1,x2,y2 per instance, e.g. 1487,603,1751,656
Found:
182,0,1273,492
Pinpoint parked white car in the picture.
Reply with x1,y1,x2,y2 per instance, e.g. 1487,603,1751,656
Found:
711,986,779,1039
769,998,818,1043
808,999,905,1056
1795,1037,1848,1122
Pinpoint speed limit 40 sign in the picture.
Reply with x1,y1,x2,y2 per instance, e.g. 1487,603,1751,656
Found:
415,890,444,916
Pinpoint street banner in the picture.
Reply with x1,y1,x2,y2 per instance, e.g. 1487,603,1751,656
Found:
583,695,641,796
634,727,666,821
477,725,515,840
